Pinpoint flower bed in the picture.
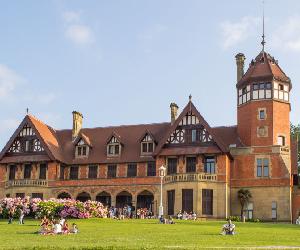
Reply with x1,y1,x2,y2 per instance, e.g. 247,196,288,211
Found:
0,197,108,219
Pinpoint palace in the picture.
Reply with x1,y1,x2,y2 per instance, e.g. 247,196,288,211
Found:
0,48,299,222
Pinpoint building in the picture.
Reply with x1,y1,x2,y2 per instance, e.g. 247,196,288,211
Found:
0,46,298,222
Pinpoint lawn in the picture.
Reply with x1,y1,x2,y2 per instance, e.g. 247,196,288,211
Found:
0,218,300,250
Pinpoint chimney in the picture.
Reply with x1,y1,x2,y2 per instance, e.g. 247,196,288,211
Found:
170,103,179,125
235,53,246,82
72,111,83,140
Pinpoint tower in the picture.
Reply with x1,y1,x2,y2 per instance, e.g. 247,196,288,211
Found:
236,51,292,147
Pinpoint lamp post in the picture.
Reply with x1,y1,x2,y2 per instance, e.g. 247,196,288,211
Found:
159,165,166,217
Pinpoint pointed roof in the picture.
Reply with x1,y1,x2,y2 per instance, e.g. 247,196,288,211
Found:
237,51,291,88
73,132,92,147
0,115,64,162
154,100,228,155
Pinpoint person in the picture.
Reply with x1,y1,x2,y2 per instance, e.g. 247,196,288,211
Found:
18,207,24,225
59,217,65,226
168,216,175,224
62,220,69,234
53,220,62,234
70,223,79,234
177,210,182,220
159,215,165,224
221,219,236,235
8,208,14,224
192,211,197,221
296,215,300,225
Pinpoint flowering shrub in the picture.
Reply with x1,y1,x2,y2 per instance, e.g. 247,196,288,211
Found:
0,197,108,219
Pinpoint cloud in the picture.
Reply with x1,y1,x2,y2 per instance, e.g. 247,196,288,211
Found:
62,11,81,23
271,16,300,52
65,24,94,45
220,16,260,49
62,11,94,46
0,64,23,100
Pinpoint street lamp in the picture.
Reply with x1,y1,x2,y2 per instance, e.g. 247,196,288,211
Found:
159,165,166,217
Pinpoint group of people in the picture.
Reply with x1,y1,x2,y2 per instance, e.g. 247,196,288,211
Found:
159,216,175,224
7,207,25,224
177,210,197,221
107,205,154,220
39,216,79,235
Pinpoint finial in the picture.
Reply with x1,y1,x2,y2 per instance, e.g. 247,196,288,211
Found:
261,0,266,51
189,94,192,101
26,108,29,115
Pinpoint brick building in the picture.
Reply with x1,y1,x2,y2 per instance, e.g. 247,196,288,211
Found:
0,48,298,222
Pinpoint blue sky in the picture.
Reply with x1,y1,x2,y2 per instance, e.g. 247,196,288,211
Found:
0,0,300,148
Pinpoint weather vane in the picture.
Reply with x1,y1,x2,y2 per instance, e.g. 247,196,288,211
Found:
261,0,266,51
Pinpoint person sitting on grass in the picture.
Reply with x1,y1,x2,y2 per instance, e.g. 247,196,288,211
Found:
296,215,300,225
70,223,79,234
53,220,62,234
159,215,165,224
62,220,70,234
221,219,236,235
168,216,175,224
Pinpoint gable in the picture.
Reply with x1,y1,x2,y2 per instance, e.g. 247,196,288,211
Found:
154,101,227,154
0,115,60,162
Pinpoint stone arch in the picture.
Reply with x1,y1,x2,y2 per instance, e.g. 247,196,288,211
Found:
116,190,132,208
57,191,72,199
76,191,91,202
96,191,111,206
137,190,154,211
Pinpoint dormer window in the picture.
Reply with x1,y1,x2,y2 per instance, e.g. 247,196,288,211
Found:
107,136,121,156
141,134,154,154
75,139,89,158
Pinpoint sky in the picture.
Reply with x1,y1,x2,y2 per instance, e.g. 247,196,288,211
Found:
0,0,300,148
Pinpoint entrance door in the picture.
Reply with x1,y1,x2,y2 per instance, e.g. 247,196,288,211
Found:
202,189,213,215
182,189,193,213
167,190,175,215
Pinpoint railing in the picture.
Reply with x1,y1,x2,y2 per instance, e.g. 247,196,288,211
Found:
5,179,48,188
164,173,217,183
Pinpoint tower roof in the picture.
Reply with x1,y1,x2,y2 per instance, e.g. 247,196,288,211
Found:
236,51,291,89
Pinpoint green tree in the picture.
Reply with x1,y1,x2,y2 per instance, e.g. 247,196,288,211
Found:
237,189,252,221
290,123,300,162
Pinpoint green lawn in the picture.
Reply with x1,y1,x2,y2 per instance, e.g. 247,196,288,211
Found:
0,218,300,250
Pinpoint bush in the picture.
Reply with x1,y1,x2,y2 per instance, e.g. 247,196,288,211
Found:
226,216,241,222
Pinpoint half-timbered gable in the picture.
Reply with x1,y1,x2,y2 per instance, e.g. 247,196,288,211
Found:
106,133,122,157
73,133,91,158
140,131,155,155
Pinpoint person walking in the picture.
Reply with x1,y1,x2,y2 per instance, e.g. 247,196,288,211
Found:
18,207,24,224
8,208,14,224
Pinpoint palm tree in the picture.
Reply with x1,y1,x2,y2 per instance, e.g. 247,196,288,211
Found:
237,189,252,221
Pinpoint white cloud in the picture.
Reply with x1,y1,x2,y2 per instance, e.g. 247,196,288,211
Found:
0,64,23,100
62,10,94,46
220,16,260,49
62,11,81,23
65,24,94,45
271,16,300,52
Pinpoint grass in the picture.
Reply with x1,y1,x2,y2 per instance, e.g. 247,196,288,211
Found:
0,218,300,250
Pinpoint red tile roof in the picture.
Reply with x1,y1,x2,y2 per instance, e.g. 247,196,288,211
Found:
237,51,291,88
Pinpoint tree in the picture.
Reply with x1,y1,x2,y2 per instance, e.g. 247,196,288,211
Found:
290,123,300,163
237,189,252,221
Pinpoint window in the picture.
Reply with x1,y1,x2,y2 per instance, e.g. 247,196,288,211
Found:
39,164,47,179
107,136,121,156
147,162,156,176
9,165,16,180
76,143,88,157
24,164,32,179
204,156,216,174
16,193,25,198
259,109,266,120
60,165,66,180
238,85,251,105
167,158,177,175
25,140,31,152
272,201,277,219
32,193,43,199
243,202,253,219
33,139,44,152
107,165,117,178
191,129,197,142
253,82,272,100
127,163,137,177
202,189,213,215
274,81,289,101
277,136,285,146
141,134,154,154
186,157,196,173
257,158,269,177
88,165,98,179
70,166,79,180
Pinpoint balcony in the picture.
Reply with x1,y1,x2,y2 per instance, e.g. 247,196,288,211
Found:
164,173,217,183
5,179,48,188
